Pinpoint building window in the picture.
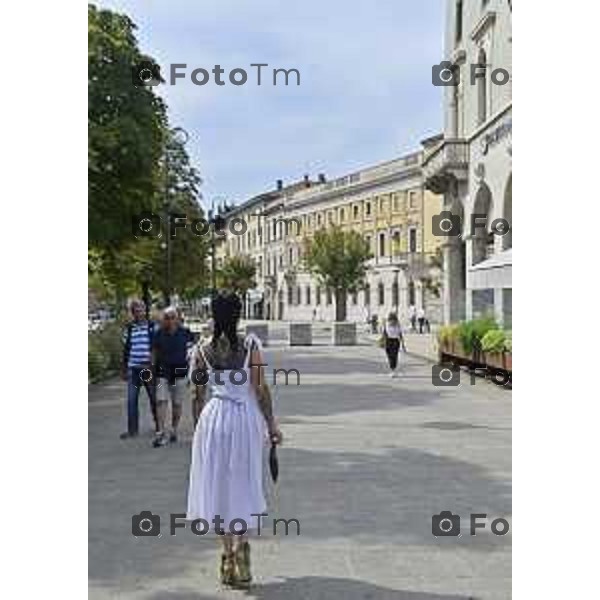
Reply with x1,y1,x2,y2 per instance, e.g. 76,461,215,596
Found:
378,282,385,306
326,288,332,305
339,208,345,222
272,220,277,239
279,254,283,268
364,284,370,306
352,290,358,305
393,194,400,212
455,1,463,45
297,286,302,305
364,235,372,254
365,201,371,217
409,228,417,253
353,205,359,220
392,281,399,309
306,286,311,305
287,285,293,305
289,247,293,264
409,191,418,208
392,230,401,256
379,232,386,257
317,214,322,226
477,49,487,125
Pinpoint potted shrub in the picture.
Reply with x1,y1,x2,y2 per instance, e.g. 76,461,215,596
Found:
438,324,460,356
458,316,498,363
504,331,512,371
480,329,507,370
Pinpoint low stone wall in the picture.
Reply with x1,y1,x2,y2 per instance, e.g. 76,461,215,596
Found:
289,323,312,346
332,322,357,346
245,323,269,347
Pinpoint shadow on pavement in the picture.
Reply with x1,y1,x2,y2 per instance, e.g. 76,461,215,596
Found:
142,576,476,600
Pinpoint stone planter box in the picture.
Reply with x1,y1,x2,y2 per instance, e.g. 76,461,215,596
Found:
244,323,269,347
439,340,512,375
289,323,312,346
483,351,505,370
332,322,356,346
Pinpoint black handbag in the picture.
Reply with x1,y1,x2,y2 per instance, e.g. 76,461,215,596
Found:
269,443,279,483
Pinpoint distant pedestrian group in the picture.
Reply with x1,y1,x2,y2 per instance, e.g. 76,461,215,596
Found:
120,300,194,447
409,304,430,334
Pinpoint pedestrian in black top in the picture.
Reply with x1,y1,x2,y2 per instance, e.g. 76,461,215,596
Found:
381,312,406,378
152,306,194,447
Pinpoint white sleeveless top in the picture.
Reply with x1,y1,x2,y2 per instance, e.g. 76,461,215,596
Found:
195,333,262,404
384,323,402,339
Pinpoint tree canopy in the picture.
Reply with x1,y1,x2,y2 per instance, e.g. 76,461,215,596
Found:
218,255,257,296
88,4,207,307
303,227,372,321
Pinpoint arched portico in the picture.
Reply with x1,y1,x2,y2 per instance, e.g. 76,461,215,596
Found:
470,182,494,266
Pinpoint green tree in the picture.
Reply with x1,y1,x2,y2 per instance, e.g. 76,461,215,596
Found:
218,255,257,297
88,5,207,306
88,4,167,251
303,226,372,321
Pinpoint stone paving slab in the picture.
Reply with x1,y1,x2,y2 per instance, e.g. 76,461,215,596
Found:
89,341,511,599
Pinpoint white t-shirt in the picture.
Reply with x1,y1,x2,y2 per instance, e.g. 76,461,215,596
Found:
384,323,402,339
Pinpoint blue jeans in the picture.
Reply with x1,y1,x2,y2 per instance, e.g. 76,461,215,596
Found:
127,366,157,434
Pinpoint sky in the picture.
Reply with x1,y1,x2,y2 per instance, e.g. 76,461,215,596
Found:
97,0,445,209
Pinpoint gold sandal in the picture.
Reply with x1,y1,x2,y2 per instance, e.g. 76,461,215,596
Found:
219,552,237,586
234,541,252,587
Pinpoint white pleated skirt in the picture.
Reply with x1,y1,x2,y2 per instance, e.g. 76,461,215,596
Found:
186,386,268,531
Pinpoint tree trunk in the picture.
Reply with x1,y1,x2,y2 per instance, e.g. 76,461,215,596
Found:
335,288,347,322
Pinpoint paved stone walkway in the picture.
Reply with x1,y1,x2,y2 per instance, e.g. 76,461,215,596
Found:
89,339,511,599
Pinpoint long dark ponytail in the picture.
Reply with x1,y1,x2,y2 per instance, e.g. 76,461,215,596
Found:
210,292,242,351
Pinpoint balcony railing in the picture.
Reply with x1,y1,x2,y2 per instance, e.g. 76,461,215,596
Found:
423,139,469,194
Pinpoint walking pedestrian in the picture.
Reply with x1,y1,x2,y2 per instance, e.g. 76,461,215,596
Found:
417,307,426,334
381,312,406,378
187,292,282,588
187,317,214,427
408,304,417,332
152,306,193,447
120,300,158,438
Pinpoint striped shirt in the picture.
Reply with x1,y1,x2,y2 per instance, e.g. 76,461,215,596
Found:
123,321,154,367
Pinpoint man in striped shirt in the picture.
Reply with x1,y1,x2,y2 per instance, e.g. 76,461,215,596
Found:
120,299,157,438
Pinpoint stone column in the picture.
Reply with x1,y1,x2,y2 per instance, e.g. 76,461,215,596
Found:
442,237,465,324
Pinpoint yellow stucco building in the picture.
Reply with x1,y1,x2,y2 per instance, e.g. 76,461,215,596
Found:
215,140,444,325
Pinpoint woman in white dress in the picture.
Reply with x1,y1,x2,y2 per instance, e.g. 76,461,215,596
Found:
187,292,282,588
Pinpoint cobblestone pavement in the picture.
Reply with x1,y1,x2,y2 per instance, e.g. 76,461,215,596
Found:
89,337,511,600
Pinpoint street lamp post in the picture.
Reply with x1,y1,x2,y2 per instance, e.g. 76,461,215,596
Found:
163,126,189,306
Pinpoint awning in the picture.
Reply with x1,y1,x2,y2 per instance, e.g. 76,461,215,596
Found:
468,249,512,290
470,248,512,271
